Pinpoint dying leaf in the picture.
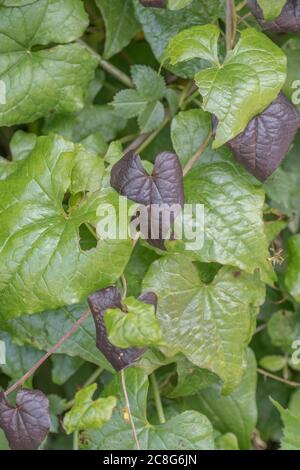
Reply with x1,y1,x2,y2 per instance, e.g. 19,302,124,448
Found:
88,287,157,371
0,389,50,450
214,93,300,182
248,0,300,34
110,151,184,249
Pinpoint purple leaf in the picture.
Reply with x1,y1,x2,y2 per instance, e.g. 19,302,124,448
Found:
248,0,300,34
213,93,300,182
110,151,184,249
139,0,166,7
88,287,157,371
0,389,50,450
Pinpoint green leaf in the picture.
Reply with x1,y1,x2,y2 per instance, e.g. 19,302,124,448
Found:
267,311,300,353
170,109,211,166
51,355,83,385
0,303,113,369
138,100,165,132
259,355,286,372
167,0,193,10
257,0,286,21
283,38,300,112
181,161,274,282
84,368,214,450
64,384,116,434
70,146,105,194
285,235,300,302
0,134,132,318
215,433,239,450
134,0,224,78
183,349,258,449
112,89,149,118
143,255,265,393
163,24,220,66
0,0,97,126
272,399,300,450
95,0,140,59
289,390,300,417
131,65,166,101
48,394,67,434
105,297,162,348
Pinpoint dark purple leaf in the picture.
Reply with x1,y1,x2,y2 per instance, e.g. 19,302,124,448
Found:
0,389,50,450
110,151,184,249
213,93,300,182
139,0,166,8
88,287,157,371
248,0,300,34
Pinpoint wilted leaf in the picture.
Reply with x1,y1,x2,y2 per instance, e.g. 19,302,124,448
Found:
248,0,300,33
63,384,116,434
0,389,50,450
219,93,300,181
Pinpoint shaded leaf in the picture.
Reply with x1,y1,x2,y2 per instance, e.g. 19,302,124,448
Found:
63,384,116,434
51,355,83,386
131,65,166,102
267,310,300,352
248,0,300,33
0,389,50,450
285,235,300,302
139,0,166,7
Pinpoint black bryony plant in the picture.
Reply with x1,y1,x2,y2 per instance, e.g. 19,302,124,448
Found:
88,287,157,371
248,0,300,34
213,93,300,181
0,390,50,450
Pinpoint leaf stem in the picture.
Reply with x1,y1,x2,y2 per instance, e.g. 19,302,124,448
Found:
226,0,237,51
150,373,166,424
182,131,212,176
5,309,91,397
236,0,247,12
257,368,300,388
77,39,133,88
120,273,127,300
120,369,141,450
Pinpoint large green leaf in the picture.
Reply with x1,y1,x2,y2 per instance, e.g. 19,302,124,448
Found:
95,0,140,59
165,27,286,147
0,134,132,318
272,399,300,450
182,349,257,450
143,255,265,393
0,0,97,125
64,384,116,434
83,368,214,450
285,235,300,302
181,161,274,282
133,0,224,78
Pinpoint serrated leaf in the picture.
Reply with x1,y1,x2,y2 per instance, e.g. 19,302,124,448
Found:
112,89,149,119
131,65,166,101
248,0,299,33
272,399,300,450
182,161,274,281
83,368,214,450
105,297,162,349
0,389,50,450
0,134,132,318
138,100,165,132
143,255,265,393
0,0,97,126
285,235,300,302
259,355,286,372
95,0,140,59
63,384,116,434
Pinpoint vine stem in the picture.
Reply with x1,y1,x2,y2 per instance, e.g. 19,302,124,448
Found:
182,131,212,176
226,0,237,51
257,368,300,388
77,39,133,88
5,309,91,397
120,369,141,450
150,373,166,424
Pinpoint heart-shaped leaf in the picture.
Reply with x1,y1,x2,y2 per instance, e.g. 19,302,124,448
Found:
248,0,300,34
215,93,300,182
111,151,184,249
88,287,157,371
0,389,51,450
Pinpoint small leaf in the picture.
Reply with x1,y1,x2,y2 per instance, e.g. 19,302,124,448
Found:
0,389,50,450
111,150,184,249
220,93,300,182
131,65,166,102
272,399,300,450
138,100,165,132
248,0,299,33
63,384,116,434
105,297,162,348
259,355,286,372
112,90,149,119
88,287,157,371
